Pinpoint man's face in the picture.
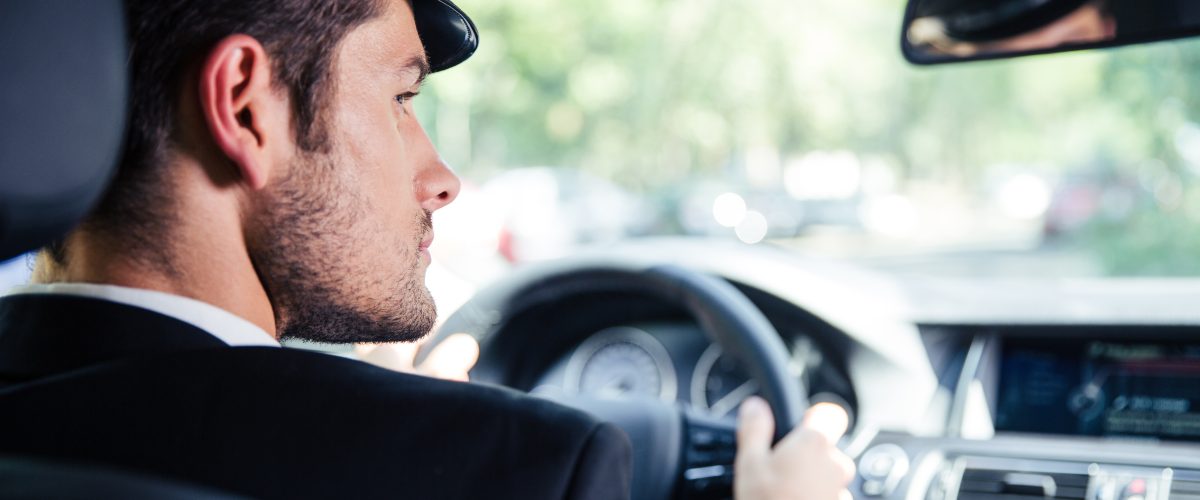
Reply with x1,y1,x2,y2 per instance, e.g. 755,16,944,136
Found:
249,0,460,343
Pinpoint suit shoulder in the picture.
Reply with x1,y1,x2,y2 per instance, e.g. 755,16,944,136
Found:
196,346,604,435
0,346,626,499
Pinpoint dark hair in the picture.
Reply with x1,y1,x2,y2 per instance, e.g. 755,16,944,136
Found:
74,0,383,260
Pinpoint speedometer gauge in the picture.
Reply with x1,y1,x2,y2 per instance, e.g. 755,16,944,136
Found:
565,327,677,402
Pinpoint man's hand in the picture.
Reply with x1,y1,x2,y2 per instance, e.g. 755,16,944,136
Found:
735,397,856,500
355,333,480,382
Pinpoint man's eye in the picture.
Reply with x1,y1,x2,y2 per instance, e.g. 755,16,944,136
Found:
395,92,418,107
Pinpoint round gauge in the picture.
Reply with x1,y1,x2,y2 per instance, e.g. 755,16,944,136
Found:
691,344,760,418
565,327,677,402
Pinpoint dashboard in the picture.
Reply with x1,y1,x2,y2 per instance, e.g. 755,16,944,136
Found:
439,239,1200,500
902,325,1200,500
917,325,1200,442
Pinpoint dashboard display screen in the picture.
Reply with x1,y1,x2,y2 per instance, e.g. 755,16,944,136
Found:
995,338,1200,441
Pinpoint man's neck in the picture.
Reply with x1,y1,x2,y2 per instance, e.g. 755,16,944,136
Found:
35,200,279,339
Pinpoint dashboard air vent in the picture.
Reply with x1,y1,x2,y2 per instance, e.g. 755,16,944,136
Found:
1171,476,1200,500
956,468,1089,500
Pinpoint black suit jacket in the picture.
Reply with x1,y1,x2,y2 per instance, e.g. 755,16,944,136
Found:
0,294,631,499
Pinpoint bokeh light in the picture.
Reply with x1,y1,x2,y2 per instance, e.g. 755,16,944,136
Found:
713,193,748,228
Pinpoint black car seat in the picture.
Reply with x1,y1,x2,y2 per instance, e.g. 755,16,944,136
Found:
0,1,241,497
0,0,126,261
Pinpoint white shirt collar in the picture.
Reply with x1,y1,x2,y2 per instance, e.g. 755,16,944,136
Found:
5,283,280,347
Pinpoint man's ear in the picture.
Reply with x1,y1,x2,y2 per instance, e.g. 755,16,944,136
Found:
197,35,285,191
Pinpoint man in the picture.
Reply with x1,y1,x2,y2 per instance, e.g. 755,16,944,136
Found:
0,0,853,498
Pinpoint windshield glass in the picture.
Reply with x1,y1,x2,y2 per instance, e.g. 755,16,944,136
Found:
1,0,1196,291
418,0,1200,283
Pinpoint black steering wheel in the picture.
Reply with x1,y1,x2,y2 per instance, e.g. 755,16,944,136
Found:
430,264,809,500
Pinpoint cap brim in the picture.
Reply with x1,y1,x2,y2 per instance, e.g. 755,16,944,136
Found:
412,0,479,72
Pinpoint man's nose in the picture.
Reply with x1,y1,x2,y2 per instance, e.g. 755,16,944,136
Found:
417,157,461,213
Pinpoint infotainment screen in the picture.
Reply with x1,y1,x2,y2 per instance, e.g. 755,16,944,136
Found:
995,338,1200,441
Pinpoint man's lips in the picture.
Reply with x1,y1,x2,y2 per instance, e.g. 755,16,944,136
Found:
419,233,434,252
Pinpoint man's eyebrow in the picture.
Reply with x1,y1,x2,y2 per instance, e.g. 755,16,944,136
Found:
400,55,432,88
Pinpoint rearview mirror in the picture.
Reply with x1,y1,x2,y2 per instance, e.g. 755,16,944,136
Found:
902,0,1200,64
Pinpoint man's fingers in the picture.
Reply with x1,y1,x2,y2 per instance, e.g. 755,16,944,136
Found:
736,396,775,459
355,334,479,382
801,402,850,445
419,333,480,382
388,342,421,362
356,342,419,372
734,399,857,500
834,447,857,484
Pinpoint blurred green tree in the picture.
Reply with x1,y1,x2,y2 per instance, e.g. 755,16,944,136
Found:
416,0,1200,276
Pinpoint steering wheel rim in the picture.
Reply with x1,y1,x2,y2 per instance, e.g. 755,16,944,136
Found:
639,265,808,438
429,263,809,499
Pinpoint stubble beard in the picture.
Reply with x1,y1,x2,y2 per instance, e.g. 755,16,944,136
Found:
249,151,437,344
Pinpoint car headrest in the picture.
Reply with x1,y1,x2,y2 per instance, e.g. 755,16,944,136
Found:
0,0,128,262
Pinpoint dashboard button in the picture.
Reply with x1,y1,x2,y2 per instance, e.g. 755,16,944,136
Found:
862,479,886,496
858,444,909,497
866,454,895,477
692,429,717,450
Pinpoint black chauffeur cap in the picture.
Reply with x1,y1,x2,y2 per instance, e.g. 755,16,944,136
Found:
915,0,1091,42
413,0,479,72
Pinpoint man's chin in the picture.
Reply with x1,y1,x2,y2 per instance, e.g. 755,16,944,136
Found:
279,301,437,344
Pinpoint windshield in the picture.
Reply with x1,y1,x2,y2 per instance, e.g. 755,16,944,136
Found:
1,0,1197,291
418,0,1200,283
